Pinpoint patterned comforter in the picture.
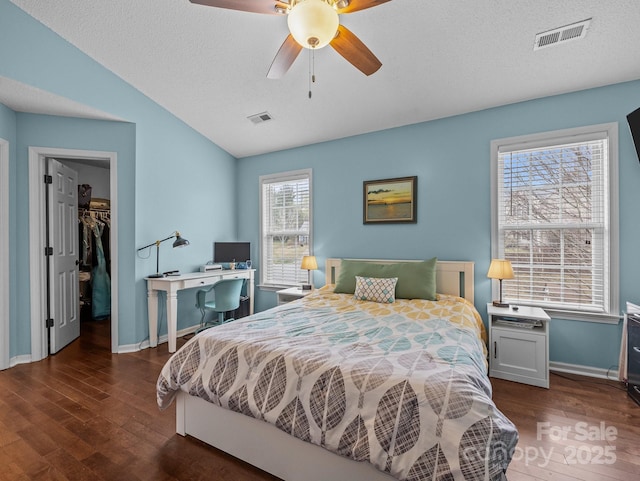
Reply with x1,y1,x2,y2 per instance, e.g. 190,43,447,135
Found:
157,288,518,481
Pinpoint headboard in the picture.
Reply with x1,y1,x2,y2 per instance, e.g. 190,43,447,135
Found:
325,258,475,304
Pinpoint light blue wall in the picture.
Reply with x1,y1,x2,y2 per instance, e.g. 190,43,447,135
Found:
1,0,237,355
3,0,640,372
0,103,17,357
237,80,640,371
14,113,135,353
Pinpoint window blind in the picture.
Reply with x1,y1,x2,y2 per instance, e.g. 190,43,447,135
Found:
496,133,610,313
260,170,312,287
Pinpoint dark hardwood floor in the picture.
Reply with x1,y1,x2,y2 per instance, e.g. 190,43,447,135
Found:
495,369,640,480
0,319,637,480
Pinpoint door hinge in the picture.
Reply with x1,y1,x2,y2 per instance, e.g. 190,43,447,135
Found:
45,318,54,328
44,247,53,256
43,174,53,184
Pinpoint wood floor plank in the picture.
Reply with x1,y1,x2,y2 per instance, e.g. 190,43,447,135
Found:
0,318,636,481
44,448,103,481
0,438,52,478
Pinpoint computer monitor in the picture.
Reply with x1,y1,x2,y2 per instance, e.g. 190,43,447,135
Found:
213,242,250,263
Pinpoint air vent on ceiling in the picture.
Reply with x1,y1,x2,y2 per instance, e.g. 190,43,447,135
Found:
534,18,591,51
248,111,273,124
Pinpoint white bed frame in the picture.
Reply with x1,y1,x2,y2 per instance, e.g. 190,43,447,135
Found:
175,259,475,481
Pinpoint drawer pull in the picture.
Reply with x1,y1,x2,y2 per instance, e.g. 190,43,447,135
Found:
634,347,640,353
634,385,640,394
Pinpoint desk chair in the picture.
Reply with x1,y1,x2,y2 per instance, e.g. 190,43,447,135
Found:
195,278,245,333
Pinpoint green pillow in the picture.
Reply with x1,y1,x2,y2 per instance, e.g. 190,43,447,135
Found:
334,258,437,300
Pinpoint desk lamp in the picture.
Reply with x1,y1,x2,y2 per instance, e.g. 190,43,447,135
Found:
487,259,514,307
138,231,189,278
300,255,318,290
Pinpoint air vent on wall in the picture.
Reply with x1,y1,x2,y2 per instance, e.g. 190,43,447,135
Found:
248,111,273,124
534,18,591,50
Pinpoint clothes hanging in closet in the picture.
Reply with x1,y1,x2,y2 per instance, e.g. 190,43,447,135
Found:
78,210,111,320
91,220,111,320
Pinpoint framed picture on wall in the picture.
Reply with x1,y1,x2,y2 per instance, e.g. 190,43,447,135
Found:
363,176,417,224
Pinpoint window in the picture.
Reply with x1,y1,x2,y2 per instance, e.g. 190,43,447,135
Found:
260,169,312,288
491,124,618,321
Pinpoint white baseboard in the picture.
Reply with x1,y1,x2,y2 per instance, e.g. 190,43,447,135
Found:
118,340,149,354
4,326,200,368
118,325,199,353
549,361,619,381
9,354,33,368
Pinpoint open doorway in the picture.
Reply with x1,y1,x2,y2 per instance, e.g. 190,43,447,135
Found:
60,157,112,351
28,147,118,361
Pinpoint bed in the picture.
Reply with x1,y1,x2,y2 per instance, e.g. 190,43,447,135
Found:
157,258,518,481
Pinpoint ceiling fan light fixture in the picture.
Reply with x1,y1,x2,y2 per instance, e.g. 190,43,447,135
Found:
287,0,339,49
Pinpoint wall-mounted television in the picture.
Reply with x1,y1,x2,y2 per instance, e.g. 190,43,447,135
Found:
627,106,640,163
213,242,250,263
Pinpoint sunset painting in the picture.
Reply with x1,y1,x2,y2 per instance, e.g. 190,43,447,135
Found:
363,176,417,224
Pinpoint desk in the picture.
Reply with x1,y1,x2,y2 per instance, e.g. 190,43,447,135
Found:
146,269,255,353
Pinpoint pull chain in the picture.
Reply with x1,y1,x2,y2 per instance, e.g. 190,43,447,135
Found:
308,49,316,99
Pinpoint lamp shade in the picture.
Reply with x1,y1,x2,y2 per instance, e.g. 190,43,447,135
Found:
301,255,318,270
287,0,339,49
172,232,189,248
487,259,514,280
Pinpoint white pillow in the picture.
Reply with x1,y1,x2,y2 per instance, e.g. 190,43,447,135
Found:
354,276,398,304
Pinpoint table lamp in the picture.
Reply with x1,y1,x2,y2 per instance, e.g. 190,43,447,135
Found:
300,255,318,290
487,259,514,307
138,231,189,278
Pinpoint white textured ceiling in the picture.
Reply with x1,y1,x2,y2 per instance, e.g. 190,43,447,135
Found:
7,0,640,158
0,76,123,122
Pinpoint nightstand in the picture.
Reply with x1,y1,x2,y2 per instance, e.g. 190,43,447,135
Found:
277,287,313,305
487,303,551,388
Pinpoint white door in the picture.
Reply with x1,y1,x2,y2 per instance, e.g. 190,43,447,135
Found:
48,158,80,353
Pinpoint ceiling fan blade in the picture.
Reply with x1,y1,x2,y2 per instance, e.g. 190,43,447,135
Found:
337,0,392,14
330,25,381,76
189,0,286,15
267,35,303,79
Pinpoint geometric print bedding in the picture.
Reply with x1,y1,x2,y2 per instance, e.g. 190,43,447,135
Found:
157,288,518,481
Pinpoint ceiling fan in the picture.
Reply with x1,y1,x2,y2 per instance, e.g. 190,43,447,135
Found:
190,0,392,79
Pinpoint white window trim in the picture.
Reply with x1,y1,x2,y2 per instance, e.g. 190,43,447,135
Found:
490,123,619,323
259,168,313,290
